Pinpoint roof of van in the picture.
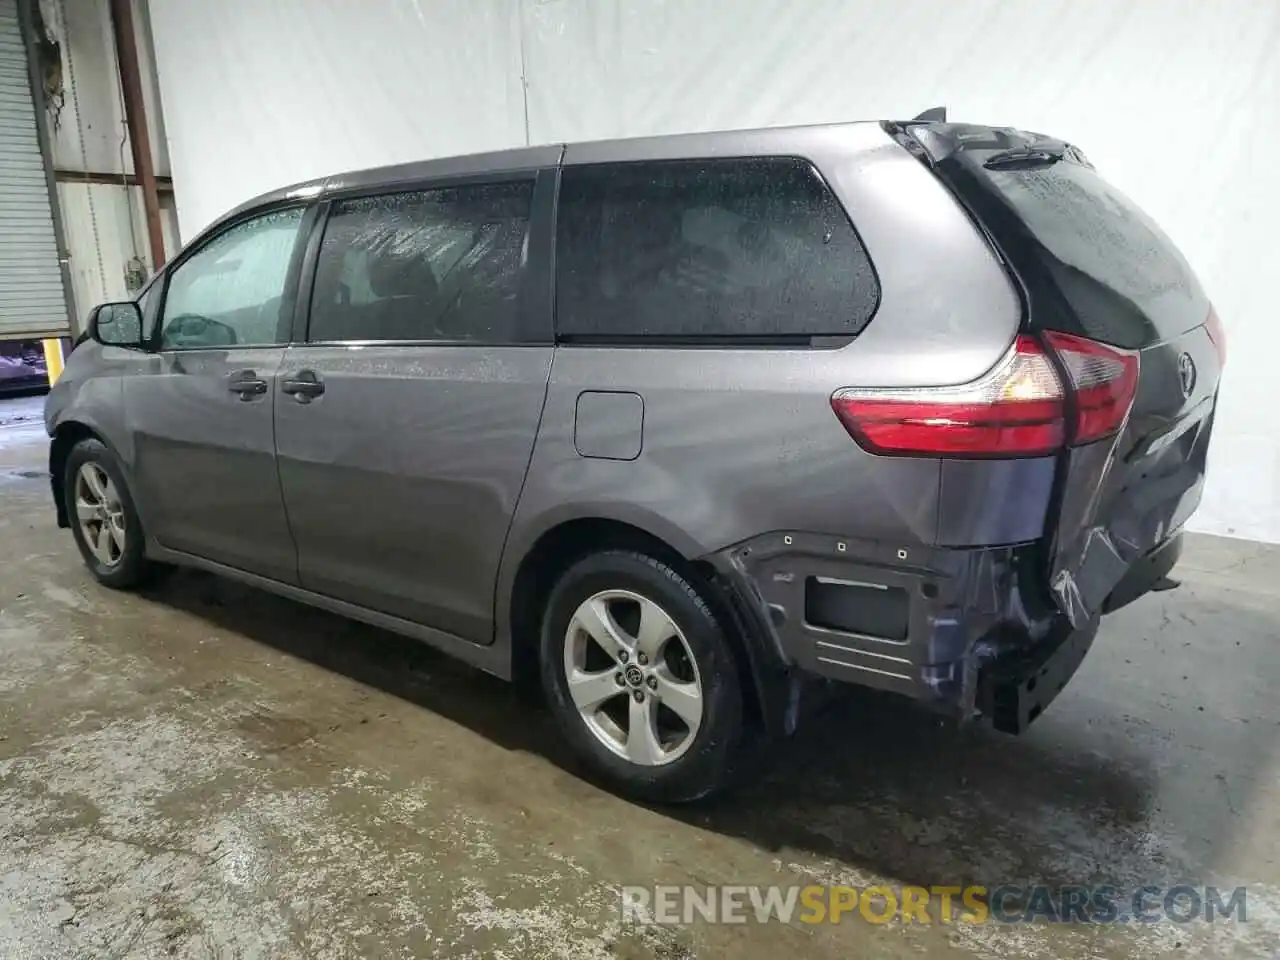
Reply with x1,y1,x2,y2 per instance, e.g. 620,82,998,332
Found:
208,119,889,240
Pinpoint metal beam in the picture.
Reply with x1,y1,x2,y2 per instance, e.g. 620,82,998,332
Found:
107,0,165,270
54,168,175,192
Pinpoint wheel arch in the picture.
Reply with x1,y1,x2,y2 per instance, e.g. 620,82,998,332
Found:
49,420,104,528
499,507,787,733
48,419,140,530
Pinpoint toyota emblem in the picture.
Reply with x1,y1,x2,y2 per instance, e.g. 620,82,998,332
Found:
1177,352,1197,399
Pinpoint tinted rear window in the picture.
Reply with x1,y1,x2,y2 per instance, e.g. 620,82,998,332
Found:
555,158,878,342
910,124,1208,349
308,182,532,344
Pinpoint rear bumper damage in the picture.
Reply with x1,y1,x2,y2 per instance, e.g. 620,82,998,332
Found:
1102,530,1182,614
707,528,1183,733
975,614,1098,734
1049,400,1210,628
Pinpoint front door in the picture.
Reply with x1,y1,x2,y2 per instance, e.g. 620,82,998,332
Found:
126,205,312,583
274,178,553,643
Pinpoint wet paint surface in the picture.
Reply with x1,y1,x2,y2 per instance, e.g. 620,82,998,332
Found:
0,397,1277,958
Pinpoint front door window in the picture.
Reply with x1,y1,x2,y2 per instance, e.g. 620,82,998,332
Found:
159,208,305,349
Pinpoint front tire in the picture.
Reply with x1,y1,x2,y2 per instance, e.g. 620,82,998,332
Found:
539,550,745,803
64,438,154,589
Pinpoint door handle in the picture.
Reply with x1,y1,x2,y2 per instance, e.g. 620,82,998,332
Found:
281,370,325,402
226,370,268,400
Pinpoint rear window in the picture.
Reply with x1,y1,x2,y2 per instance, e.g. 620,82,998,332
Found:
555,158,878,342
909,124,1207,349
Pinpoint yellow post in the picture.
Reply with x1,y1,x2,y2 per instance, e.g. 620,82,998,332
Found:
41,338,65,385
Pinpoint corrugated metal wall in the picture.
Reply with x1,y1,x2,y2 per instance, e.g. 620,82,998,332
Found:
0,0,69,339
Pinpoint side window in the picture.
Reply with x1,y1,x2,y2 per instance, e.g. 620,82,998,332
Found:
159,207,306,349
308,181,532,344
556,158,878,340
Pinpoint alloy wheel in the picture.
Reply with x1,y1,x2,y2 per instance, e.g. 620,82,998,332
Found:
75,462,126,567
562,589,704,766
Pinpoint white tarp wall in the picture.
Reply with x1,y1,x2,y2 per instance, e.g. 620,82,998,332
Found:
148,0,1280,543
148,0,528,238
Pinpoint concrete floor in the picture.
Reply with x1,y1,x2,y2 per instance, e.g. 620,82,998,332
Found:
1,392,1277,959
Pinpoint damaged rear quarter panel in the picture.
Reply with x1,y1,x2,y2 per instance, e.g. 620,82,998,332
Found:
710,531,1060,720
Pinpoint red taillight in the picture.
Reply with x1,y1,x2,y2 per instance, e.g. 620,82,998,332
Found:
831,335,1065,457
1042,331,1139,445
1205,305,1227,367
831,332,1139,458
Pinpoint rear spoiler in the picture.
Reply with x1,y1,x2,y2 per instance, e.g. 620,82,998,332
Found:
910,106,947,123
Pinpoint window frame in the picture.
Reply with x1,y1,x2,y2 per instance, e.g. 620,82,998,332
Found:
148,200,320,353
135,275,161,335
293,167,557,348
549,155,881,349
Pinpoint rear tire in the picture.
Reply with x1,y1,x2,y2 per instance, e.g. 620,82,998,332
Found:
539,549,745,803
64,438,156,590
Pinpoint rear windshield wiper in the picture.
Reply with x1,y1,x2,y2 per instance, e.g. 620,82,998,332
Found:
982,147,1065,170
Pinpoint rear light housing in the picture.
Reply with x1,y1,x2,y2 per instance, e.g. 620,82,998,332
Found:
1204,305,1227,367
832,333,1138,458
1042,331,1140,445
831,336,1065,457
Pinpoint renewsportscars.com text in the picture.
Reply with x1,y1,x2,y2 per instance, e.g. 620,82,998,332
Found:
620,884,1248,926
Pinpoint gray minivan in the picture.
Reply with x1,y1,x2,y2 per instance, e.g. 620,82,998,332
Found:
45,119,1223,801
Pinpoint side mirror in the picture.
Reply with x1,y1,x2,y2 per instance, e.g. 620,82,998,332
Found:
89,301,146,349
